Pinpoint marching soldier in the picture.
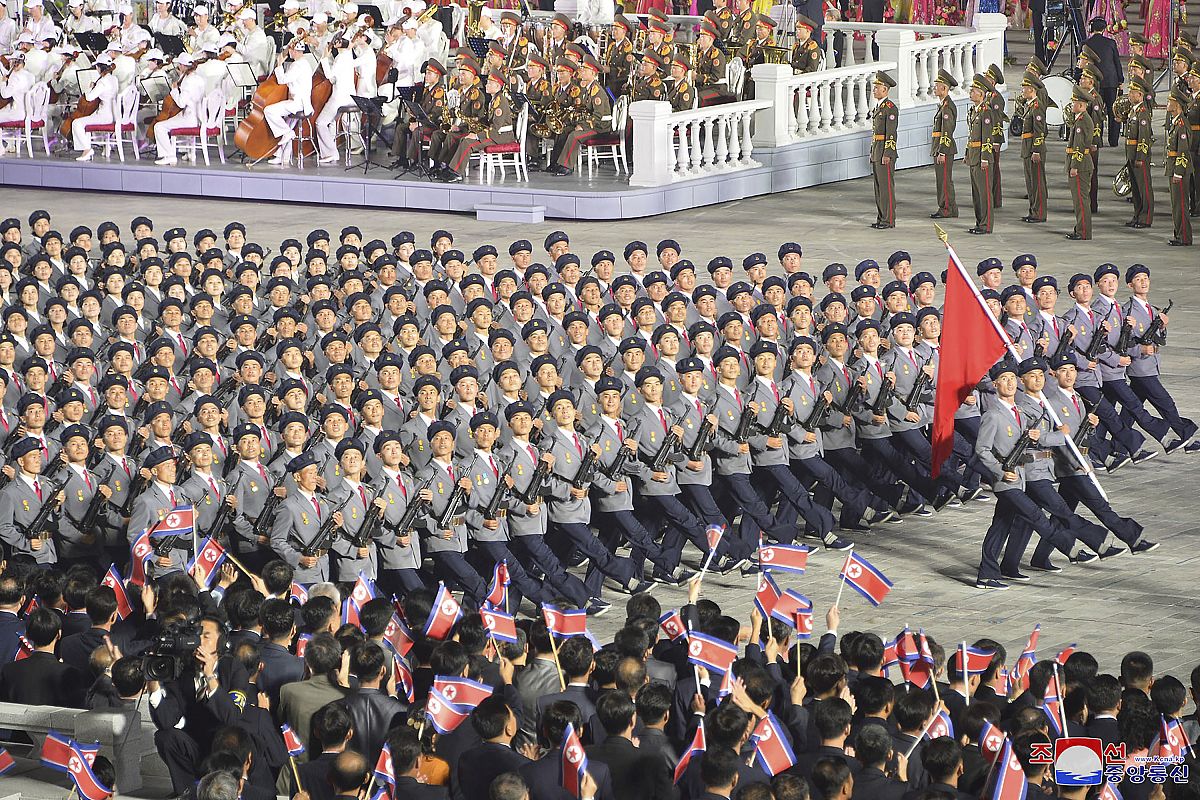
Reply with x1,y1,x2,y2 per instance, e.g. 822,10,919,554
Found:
1166,86,1194,246
667,53,695,112
930,68,958,219
547,55,611,177
1124,76,1155,230
966,74,995,235
790,15,821,74
694,21,730,105
270,450,333,584
0,438,64,566
1066,85,1095,241
1020,72,1049,224
869,71,899,229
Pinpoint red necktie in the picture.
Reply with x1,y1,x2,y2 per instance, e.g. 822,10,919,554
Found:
209,477,219,498
358,485,368,508
695,399,702,416
447,465,455,482
1071,395,1080,416
1148,305,1154,320
734,389,742,407
573,435,582,457
488,456,497,478
527,444,536,463
771,382,779,402
171,377,181,395
396,475,407,498
84,471,92,490
122,458,131,478
1013,407,1021,427
260,426,271,450
34,480,42,501
177,333,187,354
616,421,624,441
1088,310,1095,327
88,387,97,406
877,363,884,381
1052,319,1060,337
809,377,816,395
312,496,321,520
257,464,268,483
169,489,176,506
1114,304,1122,320
658,409,667,432
842,366,850,384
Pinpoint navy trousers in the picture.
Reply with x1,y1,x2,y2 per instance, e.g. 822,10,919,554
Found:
551,521,637,597
510,533,590,606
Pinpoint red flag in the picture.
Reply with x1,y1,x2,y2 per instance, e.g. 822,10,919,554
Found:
990,738,1028,800
559,722,588,798
485,561,510,608
1054,644,1077,664
769,589,811,629
754,571,781,617
349,573,380,608
424,584,463,640
839,551,893,606
980,721,1005,763
542,604,589,638
295,633,312,659
128,529,153,587
100,564,132,619
686,632,738,674
674,722,706,784
0,746,14,774
658,610,687,642
480,607,519,643
931,251,1009,478
280,724,305,757
432,675,493,708
425,687,471,734
15,634,34,660
186,536,227,589
750,712,797,776
382,612,414,657
372,742,394,785
757,543,810,574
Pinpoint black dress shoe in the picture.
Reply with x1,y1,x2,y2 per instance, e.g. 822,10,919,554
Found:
1125,220,1138,227
1026,217,1046,223
870,222,891,229
1065,233,1085,240
967,227,990,235
1168,239,1192,246
1132,222,1150,229
930,212,947,218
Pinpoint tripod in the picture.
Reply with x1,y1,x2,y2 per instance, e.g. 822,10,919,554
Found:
1043,0,1086,76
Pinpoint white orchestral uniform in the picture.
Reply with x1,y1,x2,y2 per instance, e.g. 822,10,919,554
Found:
154,69,206,159
315,46,355,159
0,68,35,123
71,70,118,150
263,55,313,137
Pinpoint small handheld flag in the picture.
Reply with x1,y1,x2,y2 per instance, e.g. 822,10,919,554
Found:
425,687,471,734
100,564,132,619
424,583,463,640
67,741,113,800
658,610,688,642
432,675,494,709
754,570,782,617
485,561,510,609
750,712,797,776
839,551,893,606
281,724,306,757
559,722,588,798
382,612,414,657
990,738,1028,800
543,603,589,638
148,505,195,540
926,710,954,740
0,746,14,775
769,589,812,630
186,536,227,589
674,722,706,785
289,582,309,605
686,631,738,675
758,542,810,574
481,607,519,644
128,529,153,586
372,742,395,786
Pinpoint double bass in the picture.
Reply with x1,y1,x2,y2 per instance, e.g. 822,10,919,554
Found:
234,43,332,161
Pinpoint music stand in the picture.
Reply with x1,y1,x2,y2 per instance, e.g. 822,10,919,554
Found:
141,75,171,104
76,67,100,97
225,60,258,89
74,32,111,54
396,97,439,180
154,33,186,57
467,35,490,60
348,94,388,174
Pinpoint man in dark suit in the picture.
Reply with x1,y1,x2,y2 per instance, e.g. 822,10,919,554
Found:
1012,731,1059,800
890,687,934,790
1084,673,1123,746
0,572,27,664
534,637,605,745
633,683,678,782
257,597,304,708
587,691,671,800
520,700,615,800
0,607,86,706
452,695,531,800
392,726,450,799
1083,18,1124,146
851,724,906,800
901,738,973,800
58,584,135,678
280,703,353,800
788,698,862,780
343,642,405,765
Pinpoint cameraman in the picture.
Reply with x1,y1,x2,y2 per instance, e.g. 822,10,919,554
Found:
150,609,250,795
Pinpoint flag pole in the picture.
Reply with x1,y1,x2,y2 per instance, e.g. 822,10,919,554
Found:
546,626,567,691
288,755,303,793
697,528,722,579
962,641,973,699
686,620,702,695
903,709,941,760
223,549,255,579
1052,661,1069,736
935,224,1108,501
834,547,852,607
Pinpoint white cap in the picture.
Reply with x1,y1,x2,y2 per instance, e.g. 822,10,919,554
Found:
193,4,209,13
117,2,132,13
400,17,416,29
175,51,194,66
25,0,43,8
282,0,300,8
410,0,426,11
343,2,358,12
144,47,165,60
96,53,114,65
312,11,328,23
68,0,84,7
16,31,34,43
106,40,122,51
479,5,491,16
237,8,255,19
218,33,236,46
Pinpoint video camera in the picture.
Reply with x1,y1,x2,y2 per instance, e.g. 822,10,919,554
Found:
141,620,202,681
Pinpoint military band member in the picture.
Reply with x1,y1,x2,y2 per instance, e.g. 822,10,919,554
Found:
632,51,667,102
1021,72,1049,224
930,69,958,219
706,0,737,42
645,19,674,64
545,56,610,177
741,13,776,99
439,70,516,183
542,13,571,65
1186,63,1200,217
667,53,695,112
429,58,487,174
1124,76,1155,230
1066,85,1095,240
966,74,995,235
869,71,898,229
498,12,530,70
1078,65,1105,215
389,58,447,170
985,64,1006,209
694,21,730,105
1166,86,1194,246
790,14,821,74
729,0,755,48
602,15,637,93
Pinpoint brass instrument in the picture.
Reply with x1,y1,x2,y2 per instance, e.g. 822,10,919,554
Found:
632,27,647,55
760,44,790,64
466,0,486,37
1113,165,1132,197
415,3,439,23
1112,94,1131,123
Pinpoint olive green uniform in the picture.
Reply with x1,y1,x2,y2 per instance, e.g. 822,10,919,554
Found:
931,93,958,217
871,96,899,227
1066,113,1094,239
1021,95,1048,222
1124,98,1154,227
966,100,994,232
1167,111,1194,243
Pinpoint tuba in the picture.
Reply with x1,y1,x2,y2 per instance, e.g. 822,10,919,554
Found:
466,0,486,36
1113,165,1132,197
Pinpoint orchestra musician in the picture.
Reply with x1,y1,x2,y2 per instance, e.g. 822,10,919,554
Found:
236,7,272,78
631,50,666,101
497,11,528,67
790,14,821,73
439,68,515,183
601,15,635,93
729,0,755,47
279,0,306,35
64,0,102,36
380,17,425,130
315,29,366,164
705,0,736,41
741,13,776,98
645,18,673,63
388,57,446,170
152,51,206,165
694,19,730,104
522,52,552,156
0,2,17,55
187,5,221,53
0,51,35,125
117,3,153,57
71,52,120,162
542,13,570,65
428,57,487,173
667,52,695,111
105,40,139,91
147,0,185,36
547,55,610,177
21,0,56,44
264,39,315,166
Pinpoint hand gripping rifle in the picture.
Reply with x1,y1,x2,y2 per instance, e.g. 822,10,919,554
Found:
21,477,64,545
304,493,354,557
516,442,552,504
1137,299,1173,347
903,356,935,412
206,471,243,542
650,410,683,471
684,396,719,460
869,372,896,416
252,472,288,541
481,453,515,521
998,407,1047,473
396,475,435,536
1113,311,1136,355
602,418,642,480
436,469,470,529
570,430,602,489
732,383,761,443
802,382,833,430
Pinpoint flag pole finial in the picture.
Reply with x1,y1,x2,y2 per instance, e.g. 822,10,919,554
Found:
933,222,949,247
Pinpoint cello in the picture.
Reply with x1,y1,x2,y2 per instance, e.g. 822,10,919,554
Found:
234,43,333,161
59,61,112,137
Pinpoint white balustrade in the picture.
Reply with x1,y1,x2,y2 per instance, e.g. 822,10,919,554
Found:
629,98,770,187
823,20,972,65
751,62,891,146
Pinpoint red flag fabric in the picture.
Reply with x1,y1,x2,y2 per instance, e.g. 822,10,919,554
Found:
931,253,1009,478
100,565,132,619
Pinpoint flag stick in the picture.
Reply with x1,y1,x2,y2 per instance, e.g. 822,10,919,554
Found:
417,718,426,740
223,548,255,579
288,755,303,793
930,670,941,705
697,540,719,579
834,547,852,607
1052,662,1069,736
546,627,567,691
935,224,1107,501
962,641,973,699
363,773,376,800
686,620,703,695
903,709,941,760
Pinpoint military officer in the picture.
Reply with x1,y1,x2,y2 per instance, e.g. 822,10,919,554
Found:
1020,72,1049,224
790,15,821,74
966,74,995,234
1066,85,1095,240
1166,86,1194,246
1124,76,1155,230
930,68,958,219
869,71,899,229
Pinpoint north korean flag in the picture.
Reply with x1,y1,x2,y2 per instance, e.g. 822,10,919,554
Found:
1157,716,1186,760
559,722,588,798
1041,675,1064,737
926,710,954,740
705,525,725,553
280,724,305,757
67,742,112,800
21,594,40,616
658,610,688,643
543,603,589,639
15,634,34,660
481,607,519,644
128,529,153,587
350,572,380,609
186,536,227,589
1099,782,1124,800
424,584,463,640
793,606,814,639
674,722,706,785
296,633,312,659
1011,624,1040,691
881,636,900,673
1054,644,1077,664
686,631,738,675
894,627,916,683
148,505,195,540
769,589,811,629
754,571,781,617
979,721,1005,764
758,542,810,575
382,612,414,657
750,712,797,776
0,746,13,775
907,630,936,689
485,561,510,609
288,582,309,605
373,742,394,786
391,651,415,703
433,675,494,709
342,598,361,629
41,731,79,772
960,645,996,675
425,687,471,734
100,564,132,619
990,738,1028,800
839,551,893,606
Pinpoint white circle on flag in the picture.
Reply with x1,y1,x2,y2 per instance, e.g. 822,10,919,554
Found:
986,734,1003,751
167,512,181,527
68,756,82,773
204,548,218,562
429,698,442,714
847,564,862,578
566,745,583,764
545,610,557,627
483,613,496,629
761,548,775,562
758,724,773,742
688,640,702,656
666,622,679,635
443,685,458,701
441,599,456,615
